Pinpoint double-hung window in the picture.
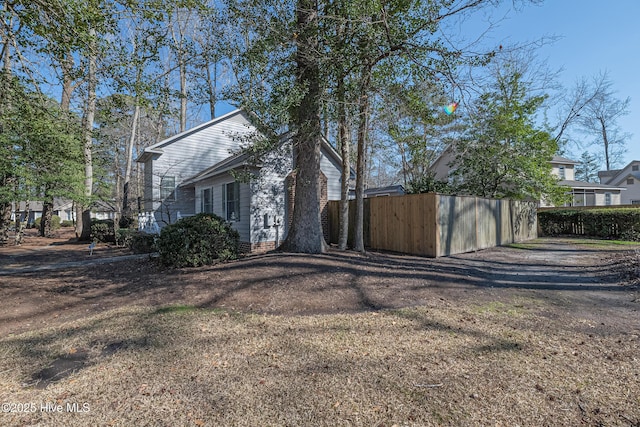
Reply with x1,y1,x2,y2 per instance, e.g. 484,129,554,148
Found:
223,182,240,221
604,192,612,206
160,176,176,201
558,165,566,180
201,188,213,213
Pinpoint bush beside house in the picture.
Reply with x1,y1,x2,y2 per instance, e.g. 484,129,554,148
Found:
156,213,240,268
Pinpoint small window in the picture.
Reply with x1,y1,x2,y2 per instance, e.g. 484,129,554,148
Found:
627,178,635,185
558,165,566,180
201,188,213,213
223,182,240,221
604,192,612,206
632,200,640,205
632,165,639,171
160,176,176,201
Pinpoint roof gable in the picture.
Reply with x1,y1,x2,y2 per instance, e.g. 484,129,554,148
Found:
599,160,640,185
136,109,250,163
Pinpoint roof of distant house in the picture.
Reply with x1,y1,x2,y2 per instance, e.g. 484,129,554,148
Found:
559,180,626,190
551,155,580,165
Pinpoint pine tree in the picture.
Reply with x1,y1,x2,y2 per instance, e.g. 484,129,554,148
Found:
574,151,602,183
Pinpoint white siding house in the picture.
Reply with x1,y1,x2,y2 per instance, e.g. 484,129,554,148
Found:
598,160,640,205
136,109,345,252
547,156,624,207
429,150,624,206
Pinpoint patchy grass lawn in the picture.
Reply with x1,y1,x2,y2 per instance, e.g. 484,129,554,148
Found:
1,300,639,426
1,236,639,426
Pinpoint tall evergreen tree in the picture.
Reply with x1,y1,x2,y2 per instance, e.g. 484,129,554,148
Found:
574,151,601,183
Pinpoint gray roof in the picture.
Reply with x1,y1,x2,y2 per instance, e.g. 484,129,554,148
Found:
551,155,580,165
559,180,625,191
364,185,406,197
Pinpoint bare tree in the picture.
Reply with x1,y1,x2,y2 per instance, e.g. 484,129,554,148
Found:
578,72,630,171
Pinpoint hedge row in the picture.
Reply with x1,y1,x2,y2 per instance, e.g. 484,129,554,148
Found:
538,208,640,241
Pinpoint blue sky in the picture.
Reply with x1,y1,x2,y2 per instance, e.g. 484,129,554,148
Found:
468,0,639,167
212,1,639,169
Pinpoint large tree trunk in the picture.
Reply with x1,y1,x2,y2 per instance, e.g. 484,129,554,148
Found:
40,196,54,237
282,0,325,254
78,29,97,242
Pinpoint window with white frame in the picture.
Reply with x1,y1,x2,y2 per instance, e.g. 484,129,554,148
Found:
632,165,639,172
628,178,635,185
604,192,612,206
223,182,240,221
201,188,213,213
558,165,566,180
160,176,176,201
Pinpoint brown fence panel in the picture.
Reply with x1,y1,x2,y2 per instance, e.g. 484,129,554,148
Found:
327,194,537,257
438,195,478,256
369,193,437,256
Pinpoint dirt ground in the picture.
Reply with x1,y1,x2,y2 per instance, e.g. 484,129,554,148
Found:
2,228,640,426
1,227,638,337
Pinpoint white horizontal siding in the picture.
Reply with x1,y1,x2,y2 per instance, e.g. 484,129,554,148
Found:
320,148,343,201
250,164,287,245
194,173,251,243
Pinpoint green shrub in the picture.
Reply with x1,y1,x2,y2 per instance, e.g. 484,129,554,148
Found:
91,219,116,243
116,229,156,253
156,213,239,268
60,220,74,227
34,215,61,231
538,208,640,241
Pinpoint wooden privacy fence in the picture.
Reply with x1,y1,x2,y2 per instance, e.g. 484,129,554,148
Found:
327,193,538,257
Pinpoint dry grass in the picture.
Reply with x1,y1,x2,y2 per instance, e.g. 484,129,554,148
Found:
2,299,639,427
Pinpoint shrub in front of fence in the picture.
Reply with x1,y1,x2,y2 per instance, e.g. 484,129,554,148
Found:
156,213,240,267
538,208,640,240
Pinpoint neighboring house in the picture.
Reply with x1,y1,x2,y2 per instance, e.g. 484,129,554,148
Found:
359,185,406,198
598,160,640,205
429,149,624,206
136,109,345,253
11,199,116,225
547,156,624,207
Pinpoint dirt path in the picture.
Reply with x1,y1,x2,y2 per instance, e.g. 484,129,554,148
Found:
1,234,638,337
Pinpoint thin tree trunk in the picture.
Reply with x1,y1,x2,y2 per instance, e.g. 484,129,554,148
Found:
60,51,74,112
78,28,97,242
337,76,350,250
14,201,28,245
599,118,610,170
122,103,140,220
206,61,217,119
354,69,371,253
0,2,14,244
180,56,187,132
